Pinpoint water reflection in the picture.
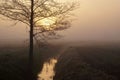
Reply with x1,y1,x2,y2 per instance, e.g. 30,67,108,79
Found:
38,58,57,80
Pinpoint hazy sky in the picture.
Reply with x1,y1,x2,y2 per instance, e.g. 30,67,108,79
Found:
0,0,120,44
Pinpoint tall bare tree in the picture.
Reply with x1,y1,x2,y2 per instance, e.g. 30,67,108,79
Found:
0,0,77,79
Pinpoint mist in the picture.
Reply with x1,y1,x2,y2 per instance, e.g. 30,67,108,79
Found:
0,0,120,44
0,1,120,80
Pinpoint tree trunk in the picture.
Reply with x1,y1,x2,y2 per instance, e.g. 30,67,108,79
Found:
29,0,34,80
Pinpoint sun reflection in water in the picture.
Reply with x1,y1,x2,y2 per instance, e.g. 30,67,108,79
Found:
38,58,57,80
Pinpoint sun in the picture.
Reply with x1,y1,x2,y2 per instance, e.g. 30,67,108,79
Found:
36,17,56,30
38,17,56,26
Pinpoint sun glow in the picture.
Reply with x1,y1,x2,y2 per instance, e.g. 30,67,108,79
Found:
38,17,56,26
36,17,56,30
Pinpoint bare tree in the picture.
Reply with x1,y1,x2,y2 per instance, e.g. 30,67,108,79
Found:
0,0,77,80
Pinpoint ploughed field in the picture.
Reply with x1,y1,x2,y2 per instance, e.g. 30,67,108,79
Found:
54,43,120,80
0,45,61,80
0,43,120,80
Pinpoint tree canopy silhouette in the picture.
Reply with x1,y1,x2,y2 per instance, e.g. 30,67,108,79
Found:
0,0,77,80
0,0,76,43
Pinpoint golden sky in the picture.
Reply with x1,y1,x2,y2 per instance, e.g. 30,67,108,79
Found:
0,0,120,44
